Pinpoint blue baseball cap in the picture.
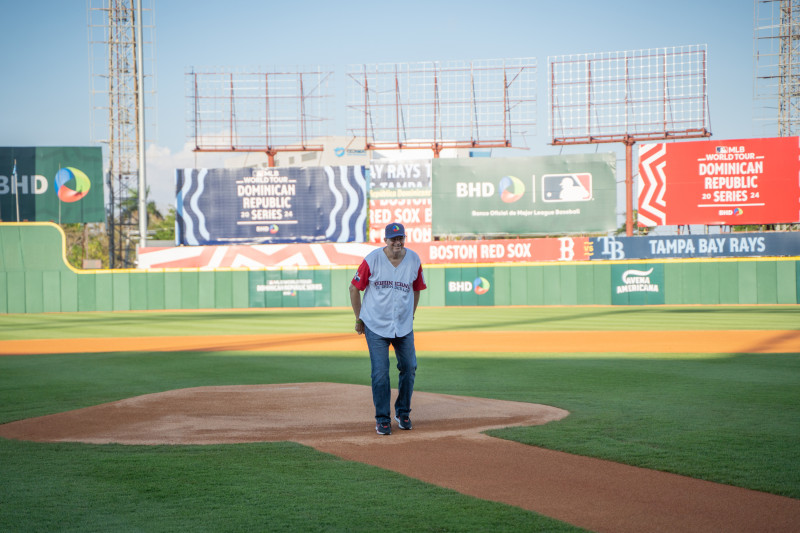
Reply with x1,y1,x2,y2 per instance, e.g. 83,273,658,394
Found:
385,223,405,239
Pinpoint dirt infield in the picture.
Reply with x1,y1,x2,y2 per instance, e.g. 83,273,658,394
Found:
1,331,799,532
2,329,800,355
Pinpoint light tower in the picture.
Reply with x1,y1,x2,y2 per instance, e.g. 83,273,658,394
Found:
754,0,800,137
88,0,155,268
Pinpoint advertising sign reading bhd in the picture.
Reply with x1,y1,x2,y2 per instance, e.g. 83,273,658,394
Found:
432,153,617,236
0,147,104,223
638,136,800,226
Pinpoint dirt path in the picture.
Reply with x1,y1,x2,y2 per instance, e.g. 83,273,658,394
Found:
1,333,799,532
2,329,799,355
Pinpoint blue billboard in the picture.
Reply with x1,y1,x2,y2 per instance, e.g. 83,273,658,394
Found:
176,166,367,245
590,232,800,260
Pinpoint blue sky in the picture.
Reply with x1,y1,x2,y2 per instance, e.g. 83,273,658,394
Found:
0,0,763,209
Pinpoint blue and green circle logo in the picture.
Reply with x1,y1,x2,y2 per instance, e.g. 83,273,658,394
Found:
473,276,491,295
55,167,91,203
498,175,525,203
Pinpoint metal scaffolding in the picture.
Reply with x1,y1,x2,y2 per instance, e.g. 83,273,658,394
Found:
754,0,800,137
346,58,537,156
88,0,155,268
548,45,711,235
187,67,333,166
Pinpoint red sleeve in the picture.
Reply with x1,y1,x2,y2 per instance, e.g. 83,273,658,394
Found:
351,260,371,290
412,265,427,291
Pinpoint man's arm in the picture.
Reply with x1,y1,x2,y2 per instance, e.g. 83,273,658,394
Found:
349,283,364,334
413,290,420,319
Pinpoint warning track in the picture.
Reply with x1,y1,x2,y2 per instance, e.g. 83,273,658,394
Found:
1,329,799,355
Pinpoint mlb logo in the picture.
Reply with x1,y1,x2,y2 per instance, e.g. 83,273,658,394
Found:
542,173,592,202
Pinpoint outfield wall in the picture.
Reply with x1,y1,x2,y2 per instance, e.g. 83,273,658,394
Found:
1,223,798,314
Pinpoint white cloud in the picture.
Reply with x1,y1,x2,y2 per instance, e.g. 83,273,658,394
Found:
144,142,228,211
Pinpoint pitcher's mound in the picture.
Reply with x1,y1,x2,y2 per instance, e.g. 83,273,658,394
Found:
2,382,797,533
0,382,569,445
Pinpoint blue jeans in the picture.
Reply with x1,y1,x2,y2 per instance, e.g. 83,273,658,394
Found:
364,325,417,423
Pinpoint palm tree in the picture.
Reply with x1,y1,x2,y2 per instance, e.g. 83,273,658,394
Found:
119,187,163,225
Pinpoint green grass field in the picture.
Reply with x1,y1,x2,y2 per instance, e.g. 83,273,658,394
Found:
1,306,798,532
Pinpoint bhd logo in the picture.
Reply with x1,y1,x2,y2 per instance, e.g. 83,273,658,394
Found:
456,176,525,203
456,181,494,198
498,176,525,203
473,276,490,294
448,276,491,295
55,167,91,203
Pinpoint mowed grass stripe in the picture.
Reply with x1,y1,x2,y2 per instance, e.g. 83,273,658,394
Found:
0,305,798,341
2,329,799,355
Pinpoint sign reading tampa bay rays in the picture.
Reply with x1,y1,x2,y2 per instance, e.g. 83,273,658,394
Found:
367,159,432,243
0,147,104,223
638,136,800,226
592,232,800,260
176,165,367,245
432,153,616,235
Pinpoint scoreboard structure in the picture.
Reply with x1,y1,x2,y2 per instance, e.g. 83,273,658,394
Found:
548,45,712,234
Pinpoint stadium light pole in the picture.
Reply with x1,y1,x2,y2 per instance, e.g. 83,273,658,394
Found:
136,0,147,248
625,139,634,236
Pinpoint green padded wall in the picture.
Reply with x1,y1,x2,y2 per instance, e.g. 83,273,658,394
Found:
1,223,798,314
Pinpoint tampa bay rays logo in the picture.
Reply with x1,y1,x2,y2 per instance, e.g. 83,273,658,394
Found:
598,237,625,260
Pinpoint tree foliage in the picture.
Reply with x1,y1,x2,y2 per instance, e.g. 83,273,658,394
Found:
61,187,175,269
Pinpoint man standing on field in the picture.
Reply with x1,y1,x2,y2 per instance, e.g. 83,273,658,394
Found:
349,222,427,435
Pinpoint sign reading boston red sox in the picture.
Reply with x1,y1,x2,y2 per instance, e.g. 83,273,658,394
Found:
638,136,800,226
368,199,432,243
432,154,616,236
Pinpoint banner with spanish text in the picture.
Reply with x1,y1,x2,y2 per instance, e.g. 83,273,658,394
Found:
368,159,432,242
369,159,431,199
176,166,366,245
611,264,665,305
431,154,617,236
368,198,432,243
638,136,800,226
